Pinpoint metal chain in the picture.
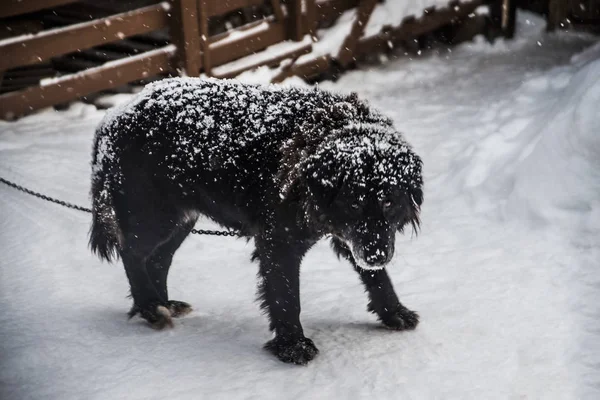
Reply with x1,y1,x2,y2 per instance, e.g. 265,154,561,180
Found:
0,177,92,213
191,228,239,237
0,176,239,237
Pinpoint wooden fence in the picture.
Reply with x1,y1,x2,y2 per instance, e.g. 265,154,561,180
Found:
0,0,489,120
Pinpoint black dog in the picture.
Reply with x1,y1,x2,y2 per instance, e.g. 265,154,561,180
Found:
90,78,423,365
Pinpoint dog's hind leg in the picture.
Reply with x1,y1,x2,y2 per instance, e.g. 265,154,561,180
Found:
254,234,319,365
114,196,182,329
113,156,190,329
330,237,419,331
120,219,179,329
145,220,195,318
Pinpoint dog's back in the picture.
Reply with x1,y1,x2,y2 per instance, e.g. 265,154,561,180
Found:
89,78,343,261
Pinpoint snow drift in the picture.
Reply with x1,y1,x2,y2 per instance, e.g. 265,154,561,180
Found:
506,49,600,233
451,40,600,234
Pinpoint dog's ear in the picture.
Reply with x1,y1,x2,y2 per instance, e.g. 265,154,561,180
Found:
404,187,423,235
411,188,423,208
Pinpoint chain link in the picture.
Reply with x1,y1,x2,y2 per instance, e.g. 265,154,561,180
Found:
191,228,239,237
0,176,239,237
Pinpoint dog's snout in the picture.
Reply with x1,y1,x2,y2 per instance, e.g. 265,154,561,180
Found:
353,220,395,267
365,248,390,266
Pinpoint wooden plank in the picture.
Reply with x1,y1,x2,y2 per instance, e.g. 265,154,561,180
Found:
271,55,330,83
356,0,483,54
210,21,288,67
393,0,483,38
0,0,78,19
212,41,311,78
314,0,360,25
337,0,378,66
0,3,169,72
0,46,174,120
205,0,265,17
169,0,202,76
209,19,270,44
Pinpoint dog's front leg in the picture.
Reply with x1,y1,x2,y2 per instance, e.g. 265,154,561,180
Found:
355,266,419,330
330,237,419,330
254,234,318,365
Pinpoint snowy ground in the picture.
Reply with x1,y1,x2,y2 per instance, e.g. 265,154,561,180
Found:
1,14,599,400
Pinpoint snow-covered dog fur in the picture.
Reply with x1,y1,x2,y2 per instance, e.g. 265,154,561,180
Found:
90,78,423,365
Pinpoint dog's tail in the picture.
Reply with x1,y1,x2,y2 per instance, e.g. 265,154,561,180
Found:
89,131,121,262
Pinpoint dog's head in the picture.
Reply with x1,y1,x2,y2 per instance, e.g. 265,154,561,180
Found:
282,106,423,270
313,180,422,270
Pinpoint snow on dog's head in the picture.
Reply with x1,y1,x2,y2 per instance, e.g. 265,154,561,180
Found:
279,95,423,269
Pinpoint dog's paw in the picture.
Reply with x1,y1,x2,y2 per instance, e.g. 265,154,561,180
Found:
265,337,319,365
167,300,192,318
381,307,419,331
129,303,174,330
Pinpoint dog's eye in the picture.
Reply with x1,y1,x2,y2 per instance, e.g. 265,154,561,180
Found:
383,200,393,209
351,202,360,210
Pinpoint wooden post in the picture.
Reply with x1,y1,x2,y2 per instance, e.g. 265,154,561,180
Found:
198,0,211,75
305,0,318,36
489,0,516,38
337,0,378,67
286,0,305,41
169,0,201,76
270,0,286,23
547,0,569,31
500,0,517,38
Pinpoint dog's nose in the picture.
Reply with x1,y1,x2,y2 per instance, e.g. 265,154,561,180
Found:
365,249,389,266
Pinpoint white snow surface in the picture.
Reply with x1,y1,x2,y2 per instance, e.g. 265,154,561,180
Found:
1,14,600,400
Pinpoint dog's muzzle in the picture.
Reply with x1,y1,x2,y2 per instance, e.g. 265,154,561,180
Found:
353,245,391,270
364,247,391,266
342,239,392,271
347,221,394,270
